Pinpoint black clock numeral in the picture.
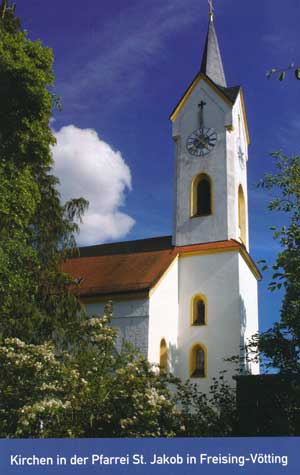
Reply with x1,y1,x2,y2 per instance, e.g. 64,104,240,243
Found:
186,128,217,157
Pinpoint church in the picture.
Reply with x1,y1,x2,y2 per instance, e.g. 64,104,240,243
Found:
63,7,260,390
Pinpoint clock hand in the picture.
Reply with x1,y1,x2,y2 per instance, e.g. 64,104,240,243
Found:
196,136,209,149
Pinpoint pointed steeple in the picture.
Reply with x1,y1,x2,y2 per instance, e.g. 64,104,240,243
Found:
200,10,227,87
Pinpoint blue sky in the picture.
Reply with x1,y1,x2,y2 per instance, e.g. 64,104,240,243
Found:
16,0,300,333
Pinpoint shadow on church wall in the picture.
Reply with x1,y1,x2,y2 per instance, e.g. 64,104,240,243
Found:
168,342,181,375
239,295,249,374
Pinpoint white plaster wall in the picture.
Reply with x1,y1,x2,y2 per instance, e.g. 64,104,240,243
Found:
227,95,249,250
172,79,232,246
85,298,149,357
177,251,241,390
238,255,259,374
148,259,179,373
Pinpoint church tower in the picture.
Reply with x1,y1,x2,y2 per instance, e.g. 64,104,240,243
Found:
64,3,260,389
169,6,259,386
171,7,250,251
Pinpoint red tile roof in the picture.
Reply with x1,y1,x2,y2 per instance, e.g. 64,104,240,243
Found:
63,245,177,297
62,237,260,297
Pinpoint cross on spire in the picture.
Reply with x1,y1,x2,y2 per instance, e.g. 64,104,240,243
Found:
200,0,226,87
208,0,214,22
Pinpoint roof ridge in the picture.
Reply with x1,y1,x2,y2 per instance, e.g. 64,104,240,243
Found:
77,235,173,258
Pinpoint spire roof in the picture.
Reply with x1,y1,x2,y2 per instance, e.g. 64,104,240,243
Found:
200,18,227,87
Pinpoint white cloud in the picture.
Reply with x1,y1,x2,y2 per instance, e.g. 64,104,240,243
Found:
52,125,135,245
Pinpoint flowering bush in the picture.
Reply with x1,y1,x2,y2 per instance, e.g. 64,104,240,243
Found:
0,308,182,437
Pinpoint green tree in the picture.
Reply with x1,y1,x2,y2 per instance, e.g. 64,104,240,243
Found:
0,3,185,438
0,1,19,32
0,0,88,343
255,152,300,372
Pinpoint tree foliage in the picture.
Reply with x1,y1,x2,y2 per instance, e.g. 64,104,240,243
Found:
0,307,182,438
0,0,88,343
266,64,300,81
0,305,237,438
175,374,237,436
255,152,300,372
0,1,19,33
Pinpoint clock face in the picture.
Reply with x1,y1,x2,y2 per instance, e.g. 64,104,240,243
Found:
186,127,217,157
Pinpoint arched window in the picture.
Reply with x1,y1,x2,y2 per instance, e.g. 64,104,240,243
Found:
238,185,246,244
159,339,168,371
197,177,211,215
190,344,206,378
191,174,212,217
191,294,207,326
